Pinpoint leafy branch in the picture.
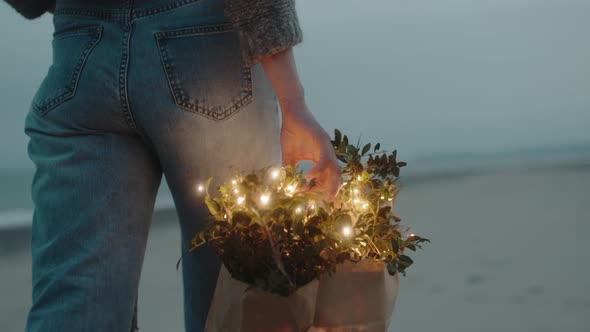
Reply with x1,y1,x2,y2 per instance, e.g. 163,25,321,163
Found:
183,129,429,296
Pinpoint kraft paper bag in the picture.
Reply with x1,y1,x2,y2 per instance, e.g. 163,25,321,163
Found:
312,260,399,332
205,265,319,332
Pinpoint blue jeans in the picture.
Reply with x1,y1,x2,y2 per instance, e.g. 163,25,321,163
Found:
23,0,282,331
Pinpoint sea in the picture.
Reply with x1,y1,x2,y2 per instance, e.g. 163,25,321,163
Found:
1,0,589,229
2,144,590,230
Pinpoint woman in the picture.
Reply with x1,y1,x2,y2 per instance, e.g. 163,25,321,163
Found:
6,0,341,331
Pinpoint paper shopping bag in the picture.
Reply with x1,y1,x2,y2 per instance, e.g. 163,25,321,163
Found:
205,264,319,332
312,259,399,332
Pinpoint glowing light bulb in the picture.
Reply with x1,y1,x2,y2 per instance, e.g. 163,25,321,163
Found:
286,184,296,193
362,202,369,210
197,184,204,192
409,233,415,238
231,179,237,185
353,198,360,204
260,194,270,205
380,196,385,200
357,175,362,181
387,198,393,201
342,225,352,237
233,188,239,194
310,204,315,210
270,168,280,179
353,188,359,194
223,213,228,219
295,207,302,214
237,196,245,205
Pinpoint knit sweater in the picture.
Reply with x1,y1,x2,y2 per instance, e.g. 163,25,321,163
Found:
3,0,303,67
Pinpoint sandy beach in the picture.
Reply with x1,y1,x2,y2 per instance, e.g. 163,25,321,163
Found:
1,161,590,332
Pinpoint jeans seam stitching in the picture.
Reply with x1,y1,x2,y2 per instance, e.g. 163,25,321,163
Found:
119,27,138,130
53,8,121,21
53,0,204,21
154,24,253,121
34,26,103,116
132,0,204,20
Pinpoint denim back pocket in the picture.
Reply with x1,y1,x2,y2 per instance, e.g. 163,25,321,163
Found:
155,23,253,121
32,25,102,116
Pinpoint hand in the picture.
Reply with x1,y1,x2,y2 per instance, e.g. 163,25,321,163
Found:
279,97,341,202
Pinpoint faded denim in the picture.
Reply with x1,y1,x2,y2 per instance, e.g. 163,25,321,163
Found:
23,0,282,331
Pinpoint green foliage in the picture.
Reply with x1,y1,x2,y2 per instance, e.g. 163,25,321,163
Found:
186,129,429,296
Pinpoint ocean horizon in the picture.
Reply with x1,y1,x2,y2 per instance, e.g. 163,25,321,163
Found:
2,142,589,230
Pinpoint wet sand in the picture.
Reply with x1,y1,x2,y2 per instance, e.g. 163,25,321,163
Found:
2,162,590,331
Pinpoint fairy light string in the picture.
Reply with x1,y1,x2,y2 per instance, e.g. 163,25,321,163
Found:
188,129,429,296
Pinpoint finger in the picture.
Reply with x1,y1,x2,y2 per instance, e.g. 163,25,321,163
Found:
312,183,336,202
328,162,342,198
321,161,341,201
304,161,324,187
303,161,340,201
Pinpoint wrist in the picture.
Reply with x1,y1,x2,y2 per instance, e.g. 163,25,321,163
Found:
279,96,310,121
276,84,305,104
277,84,306,112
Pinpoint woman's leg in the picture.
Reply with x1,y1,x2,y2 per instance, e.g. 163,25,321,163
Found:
68,0,285,329
22,2,166,329
24,111,163,331
145,62,282,331
127,8,283,324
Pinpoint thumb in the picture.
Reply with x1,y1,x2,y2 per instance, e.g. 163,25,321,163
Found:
304,163,322,184
306,158,341,201
302,161,329,193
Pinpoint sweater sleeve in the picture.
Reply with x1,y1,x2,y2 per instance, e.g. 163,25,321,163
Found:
224,0,303,67
3,0,54,19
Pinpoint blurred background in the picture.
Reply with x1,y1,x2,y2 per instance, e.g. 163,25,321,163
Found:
1,0,589,331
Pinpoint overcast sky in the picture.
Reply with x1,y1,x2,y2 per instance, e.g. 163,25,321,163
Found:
1,0,589,172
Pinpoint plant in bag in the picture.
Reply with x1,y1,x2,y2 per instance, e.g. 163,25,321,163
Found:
185,128,428,296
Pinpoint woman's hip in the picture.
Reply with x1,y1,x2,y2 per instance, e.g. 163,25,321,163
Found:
34,0,277,131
